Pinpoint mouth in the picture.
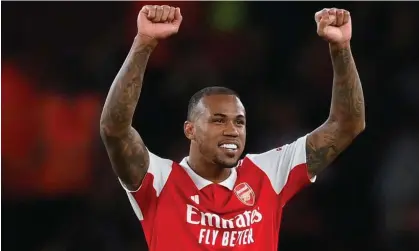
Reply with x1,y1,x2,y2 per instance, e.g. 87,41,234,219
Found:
218,142,240,153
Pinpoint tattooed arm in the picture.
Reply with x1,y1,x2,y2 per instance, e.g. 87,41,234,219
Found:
100,35,157,191
306,41,365,176
100,6,181,191
305,8,366,177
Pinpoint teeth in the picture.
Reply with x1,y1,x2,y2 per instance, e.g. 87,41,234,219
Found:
220,144,238,150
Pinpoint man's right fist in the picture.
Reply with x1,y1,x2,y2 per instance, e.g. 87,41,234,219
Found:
137,5,182,40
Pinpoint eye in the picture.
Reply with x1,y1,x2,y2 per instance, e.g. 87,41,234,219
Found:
236,120,246,126
212,118,224,124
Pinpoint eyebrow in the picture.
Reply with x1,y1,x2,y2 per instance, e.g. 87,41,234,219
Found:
212,113,246,119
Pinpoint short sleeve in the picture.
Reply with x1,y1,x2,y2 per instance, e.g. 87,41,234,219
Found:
119,150,173,221
245,135,315,204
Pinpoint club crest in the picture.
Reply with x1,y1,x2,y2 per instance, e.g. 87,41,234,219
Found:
234,182,255,206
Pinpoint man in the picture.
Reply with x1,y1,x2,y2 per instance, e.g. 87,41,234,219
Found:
100,5,365,251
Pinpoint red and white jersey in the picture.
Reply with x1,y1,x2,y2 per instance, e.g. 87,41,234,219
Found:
121,135,316,251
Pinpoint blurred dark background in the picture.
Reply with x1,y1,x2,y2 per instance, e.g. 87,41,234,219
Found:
2,1,419,251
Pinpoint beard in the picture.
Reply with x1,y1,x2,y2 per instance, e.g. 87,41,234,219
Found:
213,155,239,168
197,142,240,168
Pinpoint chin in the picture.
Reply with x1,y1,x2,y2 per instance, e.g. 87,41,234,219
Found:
215,158,239,168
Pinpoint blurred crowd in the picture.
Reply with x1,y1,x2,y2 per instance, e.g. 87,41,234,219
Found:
2,2,419,251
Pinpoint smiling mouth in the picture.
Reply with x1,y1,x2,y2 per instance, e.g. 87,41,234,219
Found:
219,143,239,152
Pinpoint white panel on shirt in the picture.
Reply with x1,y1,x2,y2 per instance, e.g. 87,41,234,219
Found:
246,135,315,194
119,150,173,220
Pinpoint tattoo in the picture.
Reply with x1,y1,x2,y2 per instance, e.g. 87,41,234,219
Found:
100,35,157,190
101,127,150,190
331,46,365,120
306,44,365,175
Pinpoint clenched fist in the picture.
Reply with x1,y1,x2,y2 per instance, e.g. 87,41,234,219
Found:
137,5,183,40
315,8,351,45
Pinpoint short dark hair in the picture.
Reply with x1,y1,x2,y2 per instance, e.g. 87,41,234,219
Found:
187,86,239,121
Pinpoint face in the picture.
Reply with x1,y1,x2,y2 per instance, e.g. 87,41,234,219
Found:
184,94,246,168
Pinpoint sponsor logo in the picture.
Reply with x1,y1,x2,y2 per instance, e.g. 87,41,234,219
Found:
186,204,262,229
186,204,263,247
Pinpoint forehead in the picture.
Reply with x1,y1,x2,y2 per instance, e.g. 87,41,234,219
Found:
197,94,245,117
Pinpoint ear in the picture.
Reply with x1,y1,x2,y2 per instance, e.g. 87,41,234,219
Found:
184,121,195,140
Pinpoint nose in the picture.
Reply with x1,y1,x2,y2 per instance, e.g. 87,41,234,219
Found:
223,122,239,137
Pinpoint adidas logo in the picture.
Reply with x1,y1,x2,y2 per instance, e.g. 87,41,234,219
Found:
190,195,199,204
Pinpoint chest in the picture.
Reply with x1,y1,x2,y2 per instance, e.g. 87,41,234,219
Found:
159,165,277,213
151,167,279,249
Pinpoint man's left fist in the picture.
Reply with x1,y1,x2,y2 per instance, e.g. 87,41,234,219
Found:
315,8,352,45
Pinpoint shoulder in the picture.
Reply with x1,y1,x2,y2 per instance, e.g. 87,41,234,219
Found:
131,151,177,194
243,135,308,170
147,151,175,172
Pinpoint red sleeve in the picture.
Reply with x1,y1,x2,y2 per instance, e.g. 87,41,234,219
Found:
119,151,173,222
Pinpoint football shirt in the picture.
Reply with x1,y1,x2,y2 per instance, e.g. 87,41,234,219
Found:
121,135,316,251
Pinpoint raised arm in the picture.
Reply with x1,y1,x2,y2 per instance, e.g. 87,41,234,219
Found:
306,8,365,176
100,5,182,191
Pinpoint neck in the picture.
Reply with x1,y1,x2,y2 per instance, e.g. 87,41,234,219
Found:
188,146,231,184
